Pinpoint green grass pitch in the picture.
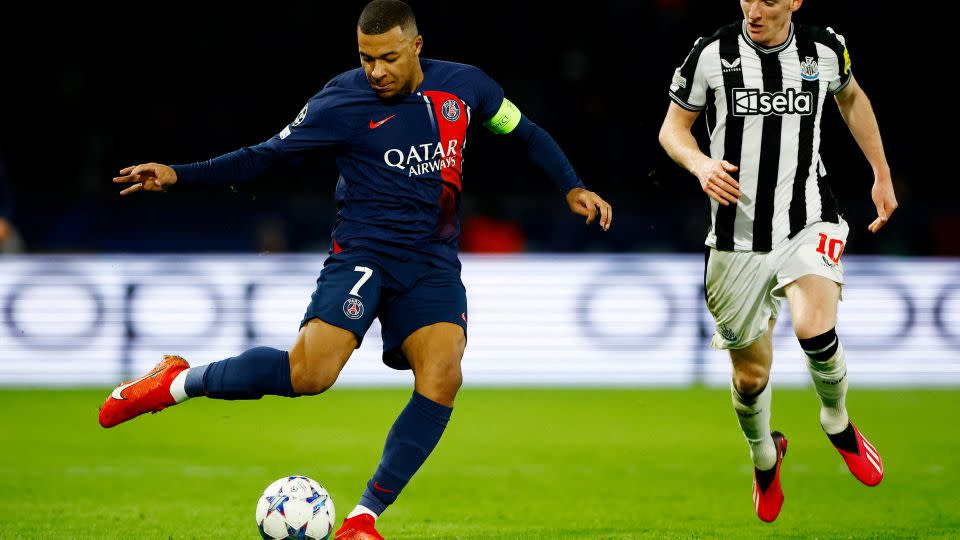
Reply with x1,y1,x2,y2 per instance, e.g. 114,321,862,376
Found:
1,388,957,539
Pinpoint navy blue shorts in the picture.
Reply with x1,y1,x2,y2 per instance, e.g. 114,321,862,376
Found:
299,249,467,370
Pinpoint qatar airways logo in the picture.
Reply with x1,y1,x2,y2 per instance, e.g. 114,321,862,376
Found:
384,140,460,177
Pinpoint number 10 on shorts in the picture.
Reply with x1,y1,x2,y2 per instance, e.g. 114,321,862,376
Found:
816,233,845,264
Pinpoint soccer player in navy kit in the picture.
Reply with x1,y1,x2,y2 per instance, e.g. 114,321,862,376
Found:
98,1,612,538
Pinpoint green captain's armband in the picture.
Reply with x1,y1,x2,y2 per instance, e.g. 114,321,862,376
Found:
483,98,522,135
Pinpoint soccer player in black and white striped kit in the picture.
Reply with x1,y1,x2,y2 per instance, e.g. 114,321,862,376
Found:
659,0,897,522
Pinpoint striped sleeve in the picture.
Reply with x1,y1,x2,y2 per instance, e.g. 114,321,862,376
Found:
669,37,711,111
823,27,852,94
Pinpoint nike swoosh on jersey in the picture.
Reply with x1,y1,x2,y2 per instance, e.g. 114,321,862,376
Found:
110,372,158,400
369,115,397,129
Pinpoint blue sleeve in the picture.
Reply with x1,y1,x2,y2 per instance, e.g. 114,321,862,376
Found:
464,65,583,194
466,66,505,124
510,115,585,195
171,146,271,185
172,89,351,185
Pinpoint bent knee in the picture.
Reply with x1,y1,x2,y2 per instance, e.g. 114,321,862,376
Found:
794,319,835,340
792,307,837,340
733,370,769,397
290,365,339,395
425,365,463,394
417,364,463,404
288,352,344,395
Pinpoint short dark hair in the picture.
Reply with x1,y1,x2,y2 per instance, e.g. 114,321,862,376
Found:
358,0,417,36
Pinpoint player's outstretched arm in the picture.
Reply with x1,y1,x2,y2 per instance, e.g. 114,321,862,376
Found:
834,76,897,233
110,93,344,197
112,142,290,196
113,163,177,196
659,102,741,206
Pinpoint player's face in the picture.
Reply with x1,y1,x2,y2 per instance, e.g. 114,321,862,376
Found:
741,0,802,46
358,26,423,99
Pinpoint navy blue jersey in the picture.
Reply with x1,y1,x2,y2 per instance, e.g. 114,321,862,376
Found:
177,59,505,268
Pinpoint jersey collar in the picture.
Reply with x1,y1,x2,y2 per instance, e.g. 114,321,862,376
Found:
741,21,795,54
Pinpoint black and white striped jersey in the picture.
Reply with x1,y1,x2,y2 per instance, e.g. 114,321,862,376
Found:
669,22,852,252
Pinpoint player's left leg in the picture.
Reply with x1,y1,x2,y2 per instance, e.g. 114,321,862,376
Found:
337,323,464,540
336,265,467,539
783,271,883,486
783,274,846,431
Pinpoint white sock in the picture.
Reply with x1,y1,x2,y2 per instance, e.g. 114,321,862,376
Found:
731,381,776,471
169,369,191,404
347,505,378,520
806,342,849,434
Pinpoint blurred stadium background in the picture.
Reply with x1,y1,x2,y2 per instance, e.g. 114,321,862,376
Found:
1,1,958,538
1,0,956,387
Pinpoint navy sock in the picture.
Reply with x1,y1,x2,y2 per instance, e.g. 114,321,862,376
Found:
358,392,453,515
183,346,297,399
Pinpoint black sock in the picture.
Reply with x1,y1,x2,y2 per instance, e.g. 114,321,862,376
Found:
827,422,858,454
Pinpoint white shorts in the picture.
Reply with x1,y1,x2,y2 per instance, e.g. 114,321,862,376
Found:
705,219,849,350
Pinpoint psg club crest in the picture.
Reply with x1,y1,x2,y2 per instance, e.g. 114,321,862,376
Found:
441,99,461,122
293,104,308,126
343,298,364,320
800,56,820,81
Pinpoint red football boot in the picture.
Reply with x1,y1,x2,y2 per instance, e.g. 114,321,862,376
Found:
752,431,788,523
335,514,384,540
829,422,883,486
98,355,190,428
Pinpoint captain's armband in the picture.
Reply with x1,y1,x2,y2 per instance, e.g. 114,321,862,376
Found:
483,98,522,135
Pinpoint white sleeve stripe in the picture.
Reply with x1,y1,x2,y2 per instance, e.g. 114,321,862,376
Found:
829,71,853,95
669,92,706,111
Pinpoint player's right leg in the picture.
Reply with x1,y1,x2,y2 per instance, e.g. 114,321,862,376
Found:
98,251,382,428
97,320,358,428
705,248,786,521
730,320,776,473
729,323,788,522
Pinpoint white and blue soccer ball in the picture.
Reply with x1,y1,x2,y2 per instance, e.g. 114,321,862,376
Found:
255,475,336,540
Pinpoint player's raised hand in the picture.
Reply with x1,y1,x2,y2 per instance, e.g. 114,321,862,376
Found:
566,187,612,231
694,158,741,206
113,163,177,196
868,173,898,233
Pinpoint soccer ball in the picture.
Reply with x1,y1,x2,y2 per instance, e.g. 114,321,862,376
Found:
255,475,336,540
